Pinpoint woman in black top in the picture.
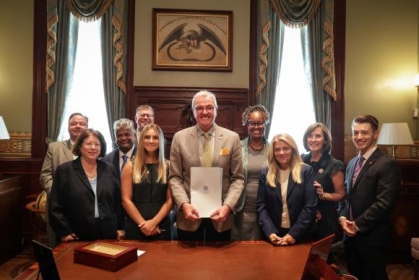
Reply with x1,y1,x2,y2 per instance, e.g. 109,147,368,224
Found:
121,124,173,240
301,123,345,241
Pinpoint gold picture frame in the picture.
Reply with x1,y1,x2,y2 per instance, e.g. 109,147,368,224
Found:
152,9,233,72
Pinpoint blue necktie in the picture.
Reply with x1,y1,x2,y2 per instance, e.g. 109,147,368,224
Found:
121,155,128,172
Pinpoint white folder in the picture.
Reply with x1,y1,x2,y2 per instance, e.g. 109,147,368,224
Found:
190,167,223,218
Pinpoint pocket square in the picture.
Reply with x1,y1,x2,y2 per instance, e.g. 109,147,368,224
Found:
220,148,229,156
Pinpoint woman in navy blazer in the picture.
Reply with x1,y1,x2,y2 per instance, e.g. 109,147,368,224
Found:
256,133,317,245
49,129,125,243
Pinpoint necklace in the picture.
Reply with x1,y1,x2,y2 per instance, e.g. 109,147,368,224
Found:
249,142,265,151
85,171,96,179
82,164,97,179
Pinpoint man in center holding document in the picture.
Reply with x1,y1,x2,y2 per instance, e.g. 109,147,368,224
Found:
169,90,244,241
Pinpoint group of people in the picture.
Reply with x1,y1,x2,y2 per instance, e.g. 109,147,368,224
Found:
39,90,401,280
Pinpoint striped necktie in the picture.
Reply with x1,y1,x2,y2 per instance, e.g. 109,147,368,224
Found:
349,156,365,220
352,156,365,187
201,132,213,167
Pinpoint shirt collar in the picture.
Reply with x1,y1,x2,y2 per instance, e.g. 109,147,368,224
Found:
197,126,215,137
119,146,135,159
359,145,377,161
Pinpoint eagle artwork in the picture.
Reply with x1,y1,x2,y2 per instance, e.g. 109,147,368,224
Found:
158,23,226,63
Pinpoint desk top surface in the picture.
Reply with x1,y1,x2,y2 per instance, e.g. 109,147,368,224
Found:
16,240,312,280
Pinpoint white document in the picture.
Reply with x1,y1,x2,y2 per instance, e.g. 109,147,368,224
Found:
190,167,223,218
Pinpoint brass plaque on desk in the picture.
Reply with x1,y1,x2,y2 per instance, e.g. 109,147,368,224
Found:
74,241,137,272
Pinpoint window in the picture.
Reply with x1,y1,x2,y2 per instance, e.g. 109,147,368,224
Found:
268,25,315,153
57,17,112,152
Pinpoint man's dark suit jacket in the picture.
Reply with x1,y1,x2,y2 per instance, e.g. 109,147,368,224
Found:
102,147,137,178
340,148,401,247
256,164,317,242
49,158,125,241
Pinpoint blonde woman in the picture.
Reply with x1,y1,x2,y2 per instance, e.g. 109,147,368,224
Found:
121,124,173,240
256,133,317,245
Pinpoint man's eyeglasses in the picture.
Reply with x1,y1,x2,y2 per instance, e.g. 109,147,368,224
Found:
139,114,153,118
248,121,265,128
195,106,215,113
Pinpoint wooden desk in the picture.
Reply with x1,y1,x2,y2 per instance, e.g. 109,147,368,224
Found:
16,241,312,280
0,175,22,265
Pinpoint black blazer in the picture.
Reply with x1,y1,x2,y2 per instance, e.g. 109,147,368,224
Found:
102,147,137,178
340,148,401,247
49,158,125,240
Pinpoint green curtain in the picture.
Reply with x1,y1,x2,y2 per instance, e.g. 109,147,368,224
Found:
270,0,321,28
46,0,129,144
46,0,78,142
302,0,336,128
256,0,336,133
100,0,128,145
256,0,284,138
65,0,113,21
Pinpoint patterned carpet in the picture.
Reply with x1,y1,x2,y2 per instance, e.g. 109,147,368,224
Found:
0,246,35,280
331,244,415,280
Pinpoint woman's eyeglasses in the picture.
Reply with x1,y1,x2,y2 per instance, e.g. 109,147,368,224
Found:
248,121,265,128
84,143,101,148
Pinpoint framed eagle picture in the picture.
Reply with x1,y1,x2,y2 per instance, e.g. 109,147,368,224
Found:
152,9,233,72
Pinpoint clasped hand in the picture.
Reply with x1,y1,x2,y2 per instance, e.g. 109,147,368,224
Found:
139,220,161,236
269,233,296,246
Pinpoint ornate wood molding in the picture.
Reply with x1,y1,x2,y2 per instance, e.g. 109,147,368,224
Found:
132,86,249,141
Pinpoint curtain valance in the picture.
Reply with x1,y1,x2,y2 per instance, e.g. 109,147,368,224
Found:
270,0,321,28
65,0,113,22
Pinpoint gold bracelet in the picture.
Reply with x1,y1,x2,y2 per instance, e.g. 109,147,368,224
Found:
323,193,327,200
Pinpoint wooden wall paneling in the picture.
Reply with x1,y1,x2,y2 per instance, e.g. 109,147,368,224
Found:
132,87,249,142
389,159,419,263
0,159,43,246
390,183,419,263
32,0,47,159
248,0,257,106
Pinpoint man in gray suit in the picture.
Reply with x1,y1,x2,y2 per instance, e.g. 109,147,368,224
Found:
169,90,244,241
39,112,88,247
102,118,136,178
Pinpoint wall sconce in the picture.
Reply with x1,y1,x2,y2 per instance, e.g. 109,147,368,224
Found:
377,123,414,159
0,116,10,140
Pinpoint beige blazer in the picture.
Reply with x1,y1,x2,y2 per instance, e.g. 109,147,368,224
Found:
169,124,244,232
39,139,74,235
39,140,74,194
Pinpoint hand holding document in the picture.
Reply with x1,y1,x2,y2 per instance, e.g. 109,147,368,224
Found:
190,167,223,218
